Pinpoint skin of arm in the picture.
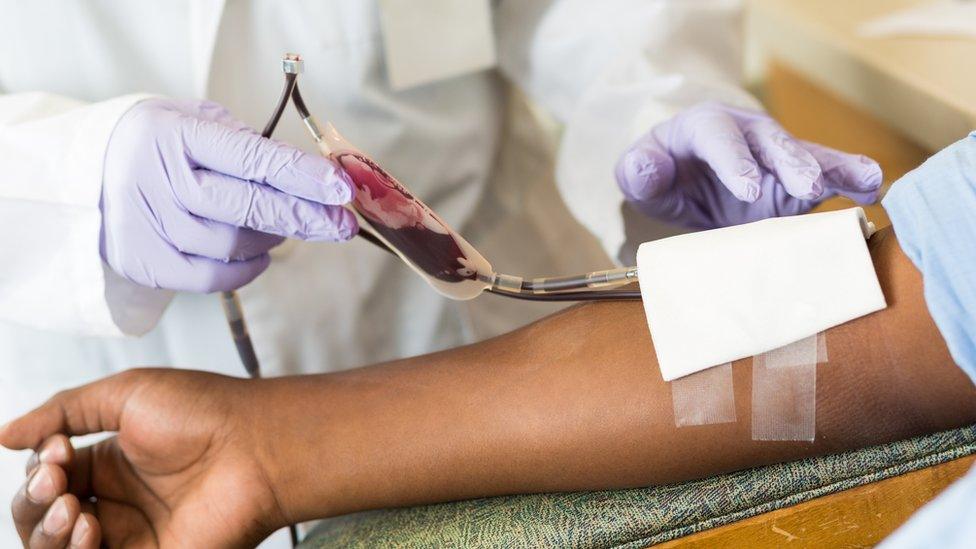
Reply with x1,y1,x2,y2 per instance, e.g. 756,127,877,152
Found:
265,226,976,521
2,226,975,547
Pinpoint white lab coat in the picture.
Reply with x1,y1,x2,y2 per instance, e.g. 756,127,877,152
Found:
0,0,757,544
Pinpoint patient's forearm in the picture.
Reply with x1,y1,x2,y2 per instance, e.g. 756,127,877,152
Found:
258,227,976,523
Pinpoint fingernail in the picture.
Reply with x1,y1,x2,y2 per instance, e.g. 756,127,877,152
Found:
28,466,56,502
42,496,69,534
70,515,91,546
39,438,67,463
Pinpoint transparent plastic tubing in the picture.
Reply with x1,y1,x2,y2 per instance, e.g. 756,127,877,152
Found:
219,71,298,379
221,61,301,547
484,267,641,301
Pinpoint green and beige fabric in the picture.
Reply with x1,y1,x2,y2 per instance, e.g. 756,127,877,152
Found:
302,425,976,548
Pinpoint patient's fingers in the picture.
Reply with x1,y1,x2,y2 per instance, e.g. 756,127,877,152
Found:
0,373,142,450
13,449,101,548
28,494,81,549
26,435,73,477
12,463,67,545
69,513,101,549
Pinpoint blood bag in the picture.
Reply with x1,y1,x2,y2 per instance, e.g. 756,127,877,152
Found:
315,122,493,300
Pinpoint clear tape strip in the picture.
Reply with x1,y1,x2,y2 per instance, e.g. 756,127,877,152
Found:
817,331,829,363
751,333,826,442
671,362,736,427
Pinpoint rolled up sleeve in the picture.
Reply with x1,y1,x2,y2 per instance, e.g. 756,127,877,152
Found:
879,132,976,548
882,131,976,383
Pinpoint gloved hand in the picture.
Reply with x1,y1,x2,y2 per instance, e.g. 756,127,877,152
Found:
101,98,358,293
615,102,883,229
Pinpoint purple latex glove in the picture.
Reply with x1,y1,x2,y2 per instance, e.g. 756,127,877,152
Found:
101,98,358,293
616,102,883,229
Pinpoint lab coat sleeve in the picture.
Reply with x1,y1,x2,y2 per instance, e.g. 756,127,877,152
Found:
0,92,174,337
495,0,761,262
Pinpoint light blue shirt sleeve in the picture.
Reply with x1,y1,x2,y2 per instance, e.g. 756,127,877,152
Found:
882,131,976,383
878,131,976,548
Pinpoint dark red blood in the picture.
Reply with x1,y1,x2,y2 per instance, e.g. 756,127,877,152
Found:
336,152,476,283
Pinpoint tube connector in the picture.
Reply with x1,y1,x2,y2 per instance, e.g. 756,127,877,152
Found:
282,53,304,75
302,115,324,143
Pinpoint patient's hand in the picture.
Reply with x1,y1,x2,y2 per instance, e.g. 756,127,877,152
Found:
0,369,285,548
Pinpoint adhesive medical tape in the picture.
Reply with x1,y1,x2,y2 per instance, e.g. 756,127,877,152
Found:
817,332,828,363
671,362,736,427
751,333,828,442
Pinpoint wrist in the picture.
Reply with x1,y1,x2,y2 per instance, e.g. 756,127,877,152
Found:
248,375,343,527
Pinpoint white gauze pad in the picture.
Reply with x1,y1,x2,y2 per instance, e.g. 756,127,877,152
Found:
637,208,885,381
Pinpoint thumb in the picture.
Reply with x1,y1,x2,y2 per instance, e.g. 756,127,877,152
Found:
0,371,146,451
616,132,677,203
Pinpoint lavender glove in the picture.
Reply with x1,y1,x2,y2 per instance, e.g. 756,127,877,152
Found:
101,98,358,293
616,102,883,229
